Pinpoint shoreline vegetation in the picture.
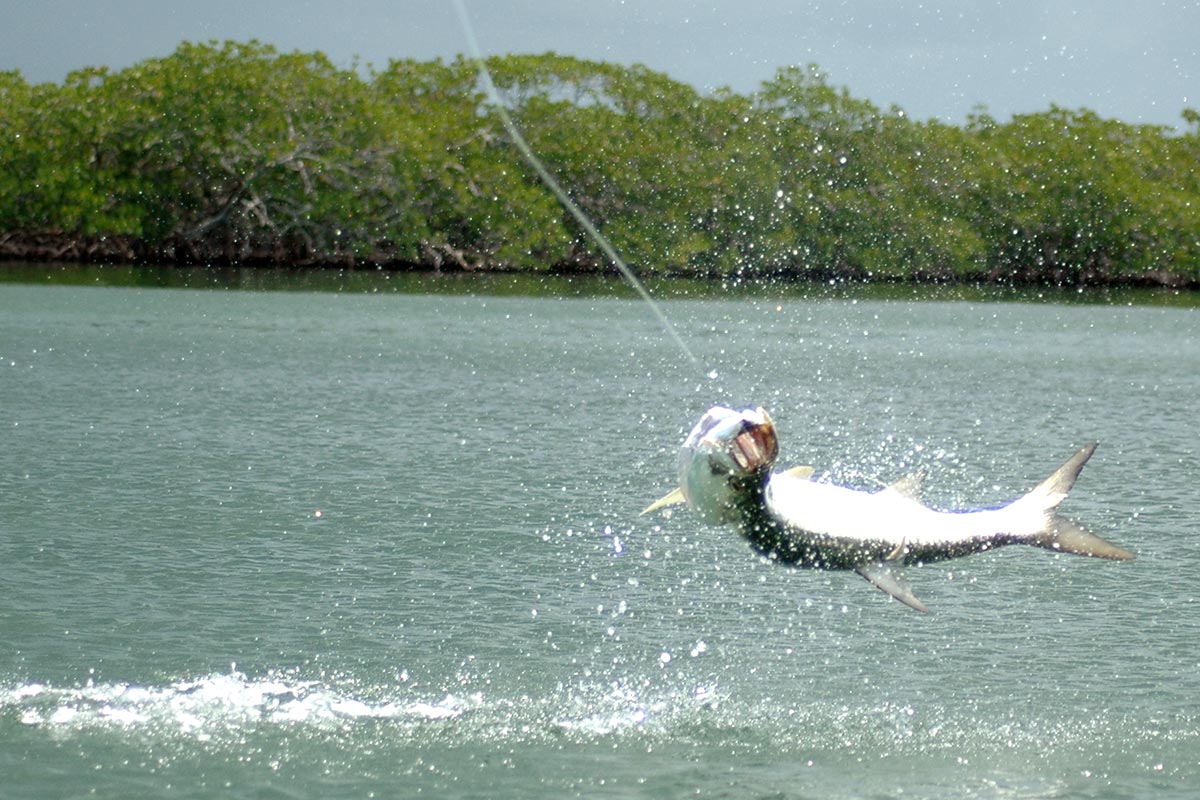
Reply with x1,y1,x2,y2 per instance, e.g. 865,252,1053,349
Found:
2,42,1198,288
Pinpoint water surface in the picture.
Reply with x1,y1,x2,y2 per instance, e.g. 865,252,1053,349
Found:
1,269,1197,798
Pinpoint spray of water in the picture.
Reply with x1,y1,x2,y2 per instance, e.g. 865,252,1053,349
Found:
450,0,702,371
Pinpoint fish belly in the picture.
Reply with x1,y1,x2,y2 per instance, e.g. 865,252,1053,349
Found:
763,474,1038,566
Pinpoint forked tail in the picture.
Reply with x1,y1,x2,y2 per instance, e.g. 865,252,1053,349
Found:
1016,442,1134,561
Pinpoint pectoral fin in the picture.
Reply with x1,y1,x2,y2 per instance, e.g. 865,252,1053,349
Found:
640,487,686,515
857,563,930,612
642,465,815,516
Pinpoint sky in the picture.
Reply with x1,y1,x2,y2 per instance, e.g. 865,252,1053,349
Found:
1,0,1197,129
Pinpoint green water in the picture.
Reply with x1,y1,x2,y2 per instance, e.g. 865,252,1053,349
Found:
1,268,1197,798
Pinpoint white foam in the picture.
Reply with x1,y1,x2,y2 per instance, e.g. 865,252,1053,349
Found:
0,670,473,738
1,671,733,747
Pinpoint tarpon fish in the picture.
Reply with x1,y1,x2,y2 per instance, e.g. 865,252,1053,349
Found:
644,405,1133,611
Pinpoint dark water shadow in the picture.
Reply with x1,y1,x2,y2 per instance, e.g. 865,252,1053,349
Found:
1,261,1197,307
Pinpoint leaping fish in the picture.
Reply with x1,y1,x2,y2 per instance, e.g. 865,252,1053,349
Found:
644,405,1134,612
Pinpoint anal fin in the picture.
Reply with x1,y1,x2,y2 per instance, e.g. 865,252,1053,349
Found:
857,563,930,613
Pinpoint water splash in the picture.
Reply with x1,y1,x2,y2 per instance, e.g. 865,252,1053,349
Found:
3,670,468,739
1,669,718,746
5,668,1196,769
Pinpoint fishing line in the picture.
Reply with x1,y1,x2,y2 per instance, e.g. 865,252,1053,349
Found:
450,0,703,372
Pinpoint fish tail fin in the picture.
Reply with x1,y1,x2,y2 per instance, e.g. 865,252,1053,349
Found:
1016,442,1134,561
1035,515,1135,561
1024,441,1097,512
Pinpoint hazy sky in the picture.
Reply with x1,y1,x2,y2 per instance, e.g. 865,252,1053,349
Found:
2,1,1197,128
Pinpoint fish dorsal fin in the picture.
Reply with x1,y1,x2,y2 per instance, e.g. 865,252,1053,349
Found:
781,465,815,480
880,469,927,501
857,562,930,612
640,487,685,516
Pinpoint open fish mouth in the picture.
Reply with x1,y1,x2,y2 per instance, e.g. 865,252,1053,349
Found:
726,411,779,474
674,406,782,523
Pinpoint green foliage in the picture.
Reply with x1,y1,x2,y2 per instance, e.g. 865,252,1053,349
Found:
1,43,1197,285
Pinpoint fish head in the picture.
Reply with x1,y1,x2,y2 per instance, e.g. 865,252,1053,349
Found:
678,405,779,524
